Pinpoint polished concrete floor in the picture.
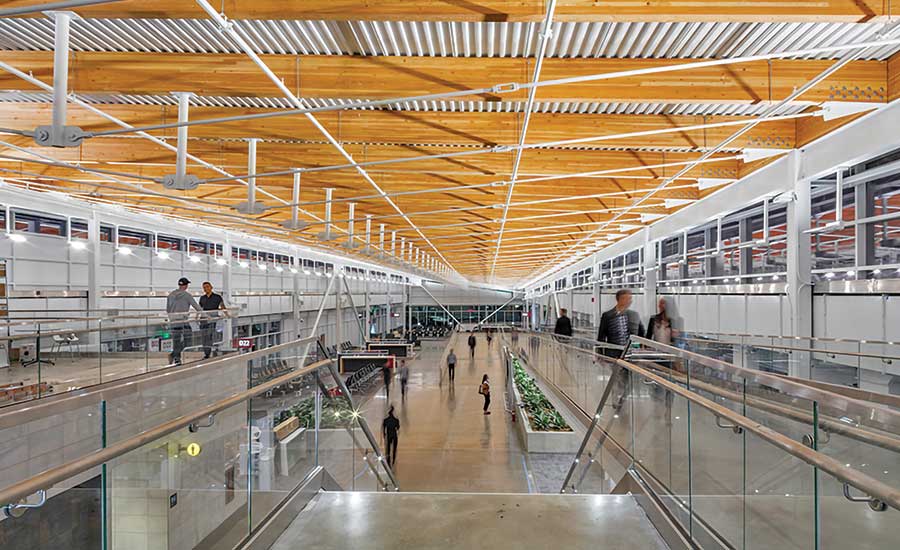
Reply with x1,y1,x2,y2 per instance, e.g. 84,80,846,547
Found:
270,492,668,550
357,333,532,493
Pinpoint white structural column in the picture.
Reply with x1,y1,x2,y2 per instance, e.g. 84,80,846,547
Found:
785,151,812,379
221,238,235,349
642,234,658,321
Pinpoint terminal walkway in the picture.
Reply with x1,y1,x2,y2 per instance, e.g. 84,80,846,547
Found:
356,332,531,493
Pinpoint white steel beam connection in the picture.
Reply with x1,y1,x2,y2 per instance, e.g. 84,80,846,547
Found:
194,0,455,273
491,0,556,281
522,23,900,285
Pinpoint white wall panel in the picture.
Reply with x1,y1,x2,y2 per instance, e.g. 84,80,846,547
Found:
697,295,720,333
746,296,783,336
718,295,747,334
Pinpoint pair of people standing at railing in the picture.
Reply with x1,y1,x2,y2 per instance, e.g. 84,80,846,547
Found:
166,278,227,365
594,290,675,358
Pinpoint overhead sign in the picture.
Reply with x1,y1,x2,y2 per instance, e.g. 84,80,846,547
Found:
235,338,254,350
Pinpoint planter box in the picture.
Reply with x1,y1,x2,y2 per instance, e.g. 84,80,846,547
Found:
511,382,581,453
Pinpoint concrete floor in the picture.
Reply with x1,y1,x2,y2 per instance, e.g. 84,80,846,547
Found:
270,491,668,550
356,333,532,493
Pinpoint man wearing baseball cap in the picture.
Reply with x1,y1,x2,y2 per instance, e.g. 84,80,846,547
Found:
166,277,202,365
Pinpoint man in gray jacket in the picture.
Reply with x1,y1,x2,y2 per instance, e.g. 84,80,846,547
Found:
166,277,202,365
597,289,644,358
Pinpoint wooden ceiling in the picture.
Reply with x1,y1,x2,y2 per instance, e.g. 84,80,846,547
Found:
1,2,899,284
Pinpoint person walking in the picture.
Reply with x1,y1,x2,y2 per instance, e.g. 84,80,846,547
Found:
198,281,226,359
166,277,202,365
447,349,457,382
382,405,400,467
382,362,393,398
486,330,493,347
646,297,676,345
479,374,491,415
597,289,645,358
553,308,573,338
468,333,477,359
399,360,410,399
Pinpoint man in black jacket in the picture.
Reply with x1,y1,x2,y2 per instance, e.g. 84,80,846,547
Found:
597,289,644,358
553,308,573,338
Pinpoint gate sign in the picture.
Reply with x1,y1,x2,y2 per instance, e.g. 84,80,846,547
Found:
236,338,254,350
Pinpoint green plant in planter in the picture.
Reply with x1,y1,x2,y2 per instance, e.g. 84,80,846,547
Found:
511,357,571,432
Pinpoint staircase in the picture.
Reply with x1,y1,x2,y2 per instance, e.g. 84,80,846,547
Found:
269,491,668,550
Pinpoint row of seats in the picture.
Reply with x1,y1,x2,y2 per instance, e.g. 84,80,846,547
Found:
345,362,384,394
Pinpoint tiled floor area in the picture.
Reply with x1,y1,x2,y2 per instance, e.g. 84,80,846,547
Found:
357,333,532,493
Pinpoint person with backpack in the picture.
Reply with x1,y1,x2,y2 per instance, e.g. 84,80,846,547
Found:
447,349,457,382
468,333,477,359
478,374,491,415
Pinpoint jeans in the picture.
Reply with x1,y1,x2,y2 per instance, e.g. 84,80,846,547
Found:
170,325,193,365
483,393,491,412
448,364,455,381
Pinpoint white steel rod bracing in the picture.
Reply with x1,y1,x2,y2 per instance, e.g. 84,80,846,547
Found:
379,224,386,256
479,295,520,325
525,28,899,284
0,59,326,230
83,38,900,141
418,284,462,326
194,0,454,273
488,0,556,277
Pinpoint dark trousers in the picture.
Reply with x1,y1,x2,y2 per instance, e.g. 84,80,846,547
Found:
384,374,391,397
401,377,408,397
483,393,491,412
200,322,215,358
170,325,192,365
386,435,398,466
469,346,475,358
448,364,455,381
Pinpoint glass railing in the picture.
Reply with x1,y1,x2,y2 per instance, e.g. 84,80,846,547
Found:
0,336,397,549
498,329,900,549
0,308,298,407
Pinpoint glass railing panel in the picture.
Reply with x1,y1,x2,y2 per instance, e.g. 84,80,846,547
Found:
107,400,251,550
0,400,104,499
313,367,362,491
744,428,817,549
0,467,104,549
813,399,900,548
631,368,692,530
684,360,746,548
248,379,317,529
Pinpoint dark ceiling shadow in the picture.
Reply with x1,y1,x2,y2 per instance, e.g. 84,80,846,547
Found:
397,143,497,175
439,0,511,21
384,110,501,147
663,114,699,150
723,65,761,104
364,56,505,102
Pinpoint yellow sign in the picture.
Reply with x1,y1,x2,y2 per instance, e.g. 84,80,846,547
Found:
186,443,202,457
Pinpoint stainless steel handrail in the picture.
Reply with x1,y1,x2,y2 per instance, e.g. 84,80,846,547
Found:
0,309,242,341
0,335,316,428
677,335,900,362
680,329,900,347
0,344,398,508
516,331,900,511
632,336,900,431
